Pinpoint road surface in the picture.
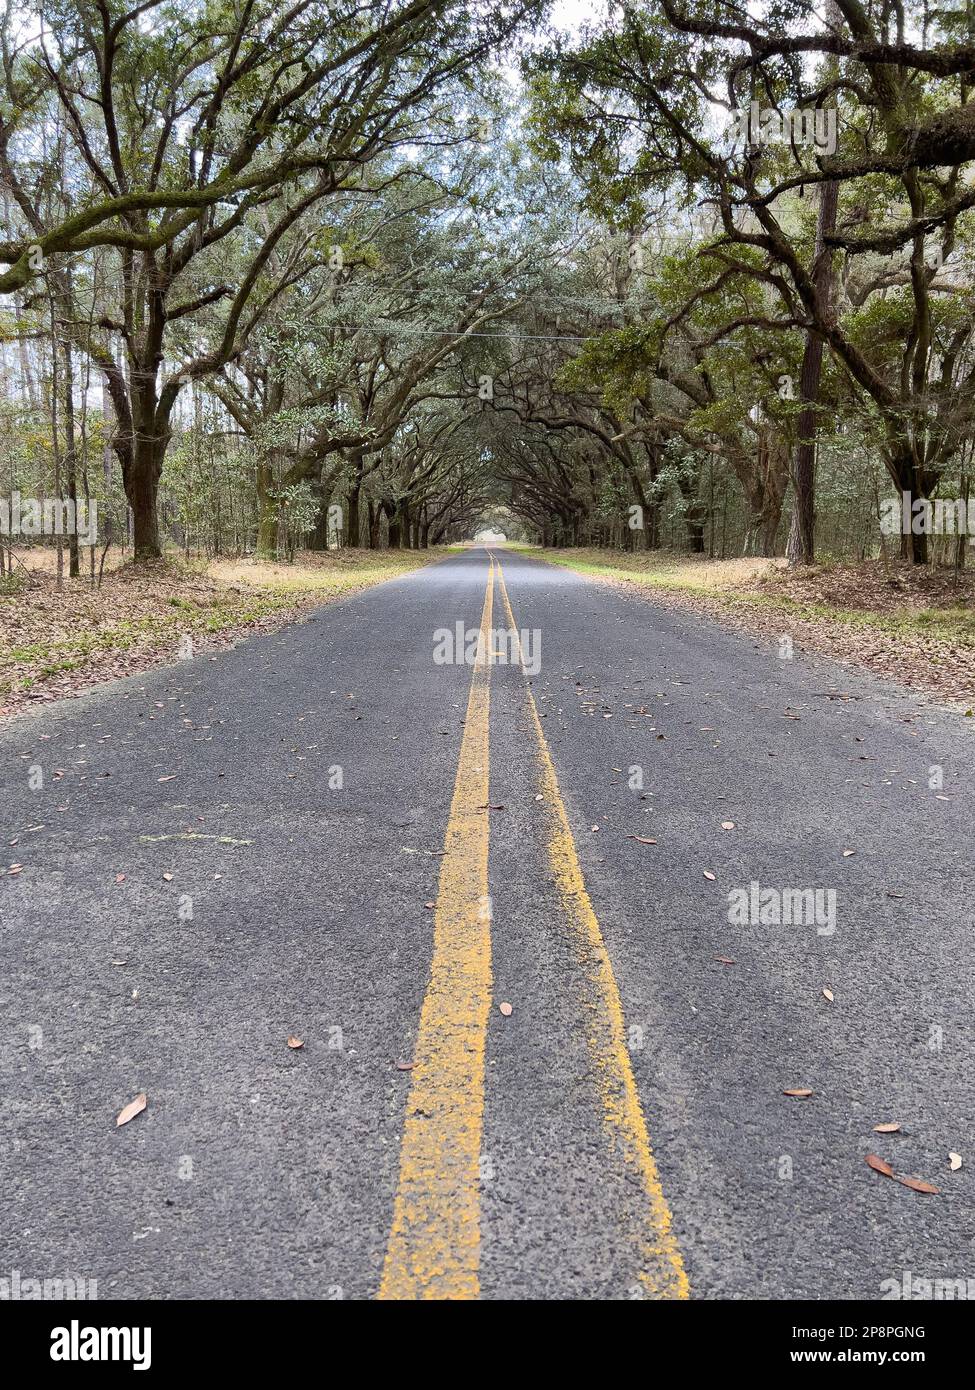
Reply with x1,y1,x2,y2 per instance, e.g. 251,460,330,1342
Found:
1,547,972,1300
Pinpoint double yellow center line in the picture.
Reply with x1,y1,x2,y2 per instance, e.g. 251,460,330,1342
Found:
378,551,689,1300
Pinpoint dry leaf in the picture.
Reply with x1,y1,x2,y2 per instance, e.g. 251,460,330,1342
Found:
842,848,856,857
714,955,735,965
721,821,735,830
949,1152,963,1171
873,1123,901,1134
703,870,716,881
115,873,126,883
783,1087,813,1098
158,775,176,782
395,1060,416,1071
287,1036,304,1050
626,835,658,845
498,1002,513,1017
897,1175,940,1195
116,1093,147,1128
822,987,834,1002
423,901,435,909
866,1153,895,1178
162,872,173,881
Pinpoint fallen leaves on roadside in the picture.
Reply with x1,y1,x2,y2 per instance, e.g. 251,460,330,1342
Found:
423,901,435,910
498,1002,513,1017
287,1036,304,1050
116,1093,147,1128
866,1153,894,1178
703,870,716,881
842,848,856,857
873,1123,901,1134
158,775,176,783
395,1060,415,1071
721,821,735,830
626,835,658,845
714,955,735,966
783,1087,813,1098
115,873,126,883
949,1152,963,1171
822,987,834,1002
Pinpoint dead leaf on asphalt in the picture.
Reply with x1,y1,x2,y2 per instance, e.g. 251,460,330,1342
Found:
783,1088,814,1098
499,1002,513,1016
822,987,834,1002
162,872,173,881
865,1153,895,1178
721,821,735,830
158,775,176,782
626,835,657,844
873,1123,901,1134
842,848,856,857
395,1060,416,1071
703,870,716,881
949,1152,963,1171
714,955,735,965
423,901,435,909
898,1175,940,1195
287,1036,304,1050
116,1093,147,1128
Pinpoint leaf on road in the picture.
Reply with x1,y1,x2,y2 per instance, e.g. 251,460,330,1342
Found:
287,1036,304,1050
783,1088,813,1098
703,870,716,881
116,1093,147,1128
721,821,735,830
162,872,173,881
626,835,658,845
115,873,126,883
842,848,856,857
865,1153,894,1178
949,1152,963,1171
499,1002,513,1017
898,1175,940,1195
423,901,435,909
714,955,735,965
873,1123,901,1133
158,775,176,782
395,1060,415,1071
822,987,834,1002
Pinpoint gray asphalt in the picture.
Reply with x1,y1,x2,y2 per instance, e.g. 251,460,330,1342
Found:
1,546,972,1300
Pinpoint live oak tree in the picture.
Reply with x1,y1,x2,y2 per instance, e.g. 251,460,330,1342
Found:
1,0,536,558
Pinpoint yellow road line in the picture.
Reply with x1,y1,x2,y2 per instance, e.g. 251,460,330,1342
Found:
378,553,496,1300
491,551,690,1300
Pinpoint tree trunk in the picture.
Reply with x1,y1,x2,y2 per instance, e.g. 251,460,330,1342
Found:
787,178,839,566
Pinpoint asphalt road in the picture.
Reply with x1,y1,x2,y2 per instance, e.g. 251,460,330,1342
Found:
1,546,972,1301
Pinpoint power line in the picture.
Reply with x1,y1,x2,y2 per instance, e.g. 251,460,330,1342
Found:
327,322,607,343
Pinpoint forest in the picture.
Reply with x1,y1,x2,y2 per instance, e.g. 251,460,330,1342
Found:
2,0,974,575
